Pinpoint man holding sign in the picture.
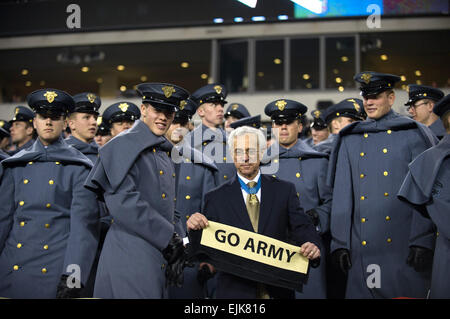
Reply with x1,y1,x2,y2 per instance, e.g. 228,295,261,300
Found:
187,126,321,299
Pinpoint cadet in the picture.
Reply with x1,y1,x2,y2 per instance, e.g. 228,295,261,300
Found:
189,83,236,186
405,84,445,139
0,89,99,298
65,92,100,163
308,109,330,147
85,83,190,298
328,72,437,298
326,98,365,135
0,122,10,160
102,101,140,137
398,94,450,298
262,99,332,299
7,106,35,156
168,98,218,299
0,120,11,153
224,102,251,133
94,117,112,147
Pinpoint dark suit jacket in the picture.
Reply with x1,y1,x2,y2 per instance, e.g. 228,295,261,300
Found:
202,173,322,299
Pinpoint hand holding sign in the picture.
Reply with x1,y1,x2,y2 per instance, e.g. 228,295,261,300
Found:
187,212,209,230
300,242,321,260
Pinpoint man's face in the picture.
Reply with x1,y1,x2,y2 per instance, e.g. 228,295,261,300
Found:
232,133,262,179
197,102,224,128
10,121,33,144
224,115,239,133
68,112,98,143
272,118,302,148
33,113,66,146
363,91,395,120
110,120,135,137
330,116,355,134
140,104,175,136
94,134,112,147
311,127,329,145
166,122,189,144
407,99,433,124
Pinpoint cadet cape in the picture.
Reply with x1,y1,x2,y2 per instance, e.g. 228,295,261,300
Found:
398,134,450,234
327,110,437,187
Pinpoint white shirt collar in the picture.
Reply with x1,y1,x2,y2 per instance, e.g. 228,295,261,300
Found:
237,170,261,185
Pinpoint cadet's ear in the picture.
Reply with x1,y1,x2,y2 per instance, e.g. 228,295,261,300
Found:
387,90,395,107
196,105,205,118
297,119,303,134
140,103,148,118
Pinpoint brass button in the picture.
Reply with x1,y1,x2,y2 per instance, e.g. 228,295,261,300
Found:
296,192,300,198
186,176,191,180
203,142,207,146
186,215,190,220
28,161,33,165
45,223,50,228
13,265,19,271
20,221,25,227
382,148,388,154
363,133,368,138
274,159,279,163
172,173,176,177
17,243,22,248
298,157,302,161
296,172,301,178
185,195,191,200
360,173,365,179
43,245,48,250
362,241,367,246
383,171,388,176
41,268,47,274
336,112,340,116
361,218,366,223
19,201,24,206
223,175,227,179
23,179,29,184
48,180,54,185
387,238,392,243
384,192,389,197
223,157,227,162
360,196,365,200
360,152,365,157
46,203,51,208
55,161,60,165
272,175,276,178
159,170,164,175
152,148,156,152
385,216,391,221
387,130,392,134
185,158,190,162
161,193,166,199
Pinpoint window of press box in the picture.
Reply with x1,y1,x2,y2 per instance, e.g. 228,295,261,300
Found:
219,41,248,93
325,36,356,90
0,40,211,102
255,39,284,92
360,30,450,89
290,38,320,90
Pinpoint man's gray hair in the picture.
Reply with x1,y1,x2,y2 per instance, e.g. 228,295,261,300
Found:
227,126,267,153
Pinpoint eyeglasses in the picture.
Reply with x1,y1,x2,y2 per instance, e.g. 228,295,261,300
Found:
411,101,429,109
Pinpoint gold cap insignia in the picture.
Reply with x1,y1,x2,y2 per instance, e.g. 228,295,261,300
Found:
87,93,96,103
361,73,372,84
0,120,4,127
179,100,187,110
15,108,19,115
214,85,222,95
275,100,287,111
347,99,360,112
44,91,58,103
313,110,321,118
118,103,129,112
231,104,239,111
97,116,103,125
162,86,175,98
